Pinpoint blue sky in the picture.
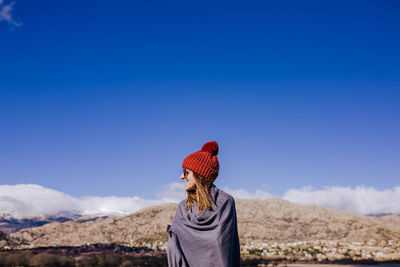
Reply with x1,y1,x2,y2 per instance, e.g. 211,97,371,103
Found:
1,1,399,202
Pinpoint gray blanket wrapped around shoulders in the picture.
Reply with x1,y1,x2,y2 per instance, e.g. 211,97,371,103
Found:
166,184,241,267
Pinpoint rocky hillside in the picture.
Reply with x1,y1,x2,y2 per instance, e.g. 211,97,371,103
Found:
4,198,400,249
0,216,74,234
6,203,177,249
0,214,112,234
373,214,400,230
237,197,400,244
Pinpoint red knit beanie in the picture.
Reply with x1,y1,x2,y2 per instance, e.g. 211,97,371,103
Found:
182,141,219,182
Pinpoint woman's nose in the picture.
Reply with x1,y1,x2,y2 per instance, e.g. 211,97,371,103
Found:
180,173,184,179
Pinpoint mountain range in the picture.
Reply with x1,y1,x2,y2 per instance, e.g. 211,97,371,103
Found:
1,197,400,249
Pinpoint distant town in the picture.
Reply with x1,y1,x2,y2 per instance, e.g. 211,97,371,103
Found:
12,239,400,261
111,238,400,262
1,239,400,266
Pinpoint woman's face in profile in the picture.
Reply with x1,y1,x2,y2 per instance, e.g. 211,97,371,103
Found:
181,168,196,191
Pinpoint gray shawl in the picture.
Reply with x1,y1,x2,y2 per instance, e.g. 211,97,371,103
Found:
166,184,241,267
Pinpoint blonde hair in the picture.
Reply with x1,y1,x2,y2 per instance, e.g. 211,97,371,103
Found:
185,172,215,212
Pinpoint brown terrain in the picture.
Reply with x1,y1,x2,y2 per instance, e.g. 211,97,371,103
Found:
2,198,400,249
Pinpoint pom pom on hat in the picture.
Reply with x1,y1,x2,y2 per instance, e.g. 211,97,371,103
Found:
201,141,218,156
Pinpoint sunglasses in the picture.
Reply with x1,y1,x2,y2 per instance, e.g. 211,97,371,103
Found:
182,168,190,177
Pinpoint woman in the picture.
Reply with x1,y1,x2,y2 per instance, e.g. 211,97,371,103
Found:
166,141,241,267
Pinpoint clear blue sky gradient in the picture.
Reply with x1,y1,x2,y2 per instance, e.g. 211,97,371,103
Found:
1,1,399,198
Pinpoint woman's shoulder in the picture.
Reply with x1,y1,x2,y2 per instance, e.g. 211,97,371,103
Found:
214,185,236,205
178,199,186,208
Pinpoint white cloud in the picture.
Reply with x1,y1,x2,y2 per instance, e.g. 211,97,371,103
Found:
1,183,400,219
0,184,81,218
79,196,166,216
221,186,273,199
222,185,400,215
0,0,21,27
283,185,400,215
156,182,186,203
0,184,176,219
